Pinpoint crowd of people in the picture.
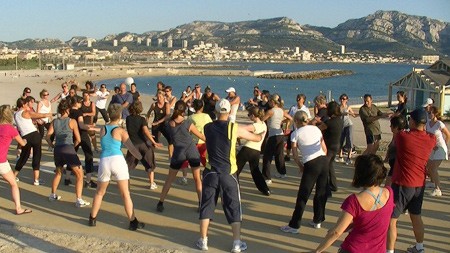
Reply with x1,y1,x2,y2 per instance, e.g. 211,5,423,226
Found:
0,80,447,253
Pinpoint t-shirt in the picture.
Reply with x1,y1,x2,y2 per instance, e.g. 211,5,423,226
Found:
340,187,395,253
69,109,86,134
288,104,311,130
291,125,326,164
110,92,133,119
128,91,140,102
204,121,238,174
189,113,212,144
244,121,267,151
426,120,448,151
316,107,329,122
359,104,383,136
95,90,110,109
126,115,147,145
323,116,344,153
0,124,19,163
392,130,436,187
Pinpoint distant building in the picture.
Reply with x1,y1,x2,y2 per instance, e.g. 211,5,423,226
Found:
157,38,163,47
137,38,142,45
301,51,311,61
422,55,439,64
167,37,173,48
340,45,346,54
113,40,118,47
87,39,92,48
182,40,188,48
146,38,151,47
295,47,300,55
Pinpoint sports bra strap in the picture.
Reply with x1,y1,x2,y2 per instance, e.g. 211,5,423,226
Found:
364,188,384,211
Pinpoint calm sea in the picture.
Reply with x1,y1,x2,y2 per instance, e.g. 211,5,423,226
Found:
99,62,425,108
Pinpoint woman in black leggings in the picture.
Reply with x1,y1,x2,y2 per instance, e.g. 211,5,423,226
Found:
236,106,270,196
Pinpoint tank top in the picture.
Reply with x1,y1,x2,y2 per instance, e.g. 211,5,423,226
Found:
204,121,238,174
268,108,284,137
341,106,353,127
81,101,94,124
38,101,52,123
202,94,216,114
168,120,195,150
61,92,70,100
14,109,37,136
153,102,168,123
244,121,267,151
54,117,73,146
100,125,123,158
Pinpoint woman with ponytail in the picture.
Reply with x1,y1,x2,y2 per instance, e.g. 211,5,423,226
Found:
156,100,206,212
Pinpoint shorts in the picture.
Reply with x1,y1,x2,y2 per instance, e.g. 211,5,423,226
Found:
54,145,82,168
98,155,130,182
429,146,448,161
391,183,425,218
0,162,12,175
365,134,381,145
180,143,207,169
125,142,155,171
199,168,242,224
170,144,201,170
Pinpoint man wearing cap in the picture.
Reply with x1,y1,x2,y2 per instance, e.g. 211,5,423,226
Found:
387,109,436,253
422,97,434,122
359,94,392,155
197,98,265,252
226,87,240,123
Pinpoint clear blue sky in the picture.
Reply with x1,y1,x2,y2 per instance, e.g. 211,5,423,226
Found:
1,0,449,42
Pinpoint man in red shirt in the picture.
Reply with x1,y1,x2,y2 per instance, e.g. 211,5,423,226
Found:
387,109,436,253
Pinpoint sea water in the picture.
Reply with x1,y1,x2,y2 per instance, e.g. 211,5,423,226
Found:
99,62,425,108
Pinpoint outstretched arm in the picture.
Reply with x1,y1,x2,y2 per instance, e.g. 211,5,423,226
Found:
237,124,264,142
315,211,353,253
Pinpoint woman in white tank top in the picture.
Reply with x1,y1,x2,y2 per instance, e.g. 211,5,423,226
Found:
37,89,53,138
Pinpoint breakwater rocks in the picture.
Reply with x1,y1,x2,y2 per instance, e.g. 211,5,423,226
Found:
255,69,354,80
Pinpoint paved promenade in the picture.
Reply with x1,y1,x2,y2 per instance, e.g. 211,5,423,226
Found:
0,116,449,252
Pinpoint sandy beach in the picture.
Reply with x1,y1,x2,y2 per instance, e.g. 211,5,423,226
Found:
0,67,449,252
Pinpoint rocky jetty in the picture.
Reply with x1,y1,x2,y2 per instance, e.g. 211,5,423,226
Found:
255,69,353,80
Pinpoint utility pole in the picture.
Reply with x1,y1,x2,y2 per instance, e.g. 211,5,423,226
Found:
15,55,18,70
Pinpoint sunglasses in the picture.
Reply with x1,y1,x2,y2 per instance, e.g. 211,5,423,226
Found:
44,93,49,96
340,98,348,100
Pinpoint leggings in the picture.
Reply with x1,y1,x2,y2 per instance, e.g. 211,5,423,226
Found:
236,146,269,194
288,155,329,229
94,107,109,123
15,131,42,171
262,135,286,180
75,131,94,173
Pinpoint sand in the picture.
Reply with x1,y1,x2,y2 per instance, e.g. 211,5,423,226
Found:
0,67,449,253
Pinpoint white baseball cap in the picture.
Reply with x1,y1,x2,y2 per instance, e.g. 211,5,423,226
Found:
225,87,236,93
422,98,433,107
215,98,231,113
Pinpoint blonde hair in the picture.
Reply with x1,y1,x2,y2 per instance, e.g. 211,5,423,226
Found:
40,89,48,98
0,105,13,124
269,94,284,107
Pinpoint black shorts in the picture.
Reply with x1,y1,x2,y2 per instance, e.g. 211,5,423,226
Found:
391,183,425,218
199,168,242,224
54,144,82,168
125,142,155,171
365,134,381,145
170,145,201,170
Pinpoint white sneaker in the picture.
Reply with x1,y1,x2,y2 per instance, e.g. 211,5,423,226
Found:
265,179,272,185
309,221,321,229
150,182,158,190
177,177,188,186
345,158,352,165
335,157,344,163
280,225,299,234
231,240,247,253
430,188,442,197
274,173,286,179
76,198,91,207
196,237,208,251
34,179,44,186
48,194,61,201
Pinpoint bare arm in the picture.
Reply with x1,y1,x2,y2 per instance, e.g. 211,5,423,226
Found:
261,109,274,122
237,124,264,142
120,130,143,160
442,124,450,144
45,121,55,148
146,103,155,122
50,92,62,103
315,211,353,253
142,125,163,148
189,123,206,142
291,141,304,173
14,135,27,147
77,116,91,131
24,110,52,120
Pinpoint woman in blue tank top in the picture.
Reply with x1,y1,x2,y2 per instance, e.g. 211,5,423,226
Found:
89,104,145,231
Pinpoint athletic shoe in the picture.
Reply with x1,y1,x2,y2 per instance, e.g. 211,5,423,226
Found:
156,201,164,212
89,180,97,188
196,237,208,251
430,188,442,197
177,177,188,185
129,218,145,231
309,221,321,229
335,157,344,163
274,173,286,179
231,240,247,253
88,214,96,227
262,190,271,196
425,181,435,189
48,194,61,201
64,179,71,186
76,198,91,208
150,182,158,190
280,225,299,234
345,158,352,166
265,179,272,185
33,179,44,186
406,245,424,253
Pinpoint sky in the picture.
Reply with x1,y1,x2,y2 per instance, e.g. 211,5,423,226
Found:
1,0,449,42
